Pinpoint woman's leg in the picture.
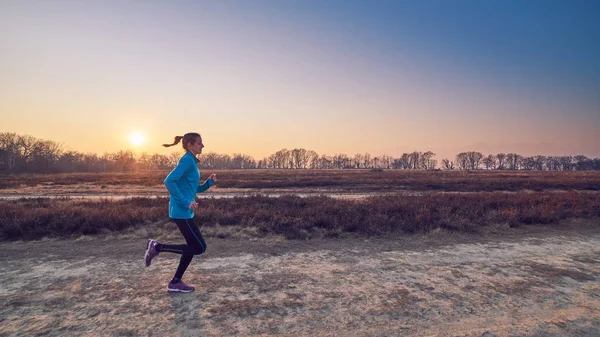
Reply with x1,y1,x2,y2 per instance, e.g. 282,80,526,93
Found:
157,218,206,281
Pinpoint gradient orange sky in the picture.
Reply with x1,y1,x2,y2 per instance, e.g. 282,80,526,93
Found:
1,1,599,161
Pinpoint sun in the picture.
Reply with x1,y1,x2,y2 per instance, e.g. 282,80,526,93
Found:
128,131,146,147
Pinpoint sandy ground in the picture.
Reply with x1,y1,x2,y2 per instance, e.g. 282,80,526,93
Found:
0,221,599,337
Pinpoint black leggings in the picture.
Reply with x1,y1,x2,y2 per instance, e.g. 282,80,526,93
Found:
157,218,207,280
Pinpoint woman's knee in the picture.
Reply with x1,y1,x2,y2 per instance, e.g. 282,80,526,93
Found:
191,243,206,255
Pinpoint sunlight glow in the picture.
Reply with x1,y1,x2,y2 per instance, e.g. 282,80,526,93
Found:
128,131,146,147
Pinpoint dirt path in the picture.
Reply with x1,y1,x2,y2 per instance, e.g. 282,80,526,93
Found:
1,223,599,337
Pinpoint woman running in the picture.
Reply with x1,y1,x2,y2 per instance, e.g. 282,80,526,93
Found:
144,132,217,293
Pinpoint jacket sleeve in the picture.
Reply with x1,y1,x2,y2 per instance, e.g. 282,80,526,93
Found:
164,156,192,209
197,177,214,193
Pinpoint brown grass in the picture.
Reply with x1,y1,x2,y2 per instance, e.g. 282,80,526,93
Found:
2,170,600,191
522,262,596,282
1,192,598,241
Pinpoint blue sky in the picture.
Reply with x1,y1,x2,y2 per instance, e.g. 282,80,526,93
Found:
1,0,599,160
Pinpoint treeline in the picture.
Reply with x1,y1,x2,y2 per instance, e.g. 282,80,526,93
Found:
1,132,599,173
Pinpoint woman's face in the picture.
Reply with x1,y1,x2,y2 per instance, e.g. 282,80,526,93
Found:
188,136,204,155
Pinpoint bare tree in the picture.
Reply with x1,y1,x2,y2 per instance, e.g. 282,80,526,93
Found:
307,150,320,169
441,158,454,170
505,153,521,170
333,153,351,169
362,153,371,169
291,148,309,169
30,139,63,172
465,151,483,170
84,153,105,172
496,153,506,170
136,152,153,171
420,151,436,169
149,154,171,170
372,156,380,168
0,133,21,172
108,150,136,172
574,155,592,170
57,151,82,172
200,152,218,169
0,133,64,173
167,152,181,168
520,156,535,170
231,153,245,169
229,153,256,169
380,154,393,169
399,153,410,169
409,152,420,169
318,154,333,169
18,135,37,164
532,155,546,171
558,156,573,171
271,149,291,169
455,152,469,170
215,154,233,169
482,154,497,170
353,153,363,169
546,156,561,171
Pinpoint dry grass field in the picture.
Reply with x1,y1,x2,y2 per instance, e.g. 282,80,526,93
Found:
1,169,599,193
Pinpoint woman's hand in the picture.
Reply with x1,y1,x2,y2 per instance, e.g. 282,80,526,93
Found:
209,173,217,182
188,201,199,210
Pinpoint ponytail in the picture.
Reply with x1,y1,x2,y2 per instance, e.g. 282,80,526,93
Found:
162,133,201,150
162,136,183,148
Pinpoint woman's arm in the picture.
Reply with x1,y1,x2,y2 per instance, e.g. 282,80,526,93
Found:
164,156,192,209
197,173,217,193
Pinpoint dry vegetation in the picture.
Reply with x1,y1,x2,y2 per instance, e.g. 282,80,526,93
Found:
1,170,599,241
1,169,600,191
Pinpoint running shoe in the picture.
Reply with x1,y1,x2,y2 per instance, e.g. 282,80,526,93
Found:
144,239,159,267
168,280,195,293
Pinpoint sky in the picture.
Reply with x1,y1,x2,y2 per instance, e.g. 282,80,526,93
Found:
1,0,599,161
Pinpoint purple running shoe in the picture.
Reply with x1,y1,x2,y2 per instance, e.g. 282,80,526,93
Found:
168,280,195,293
144,239,159,267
